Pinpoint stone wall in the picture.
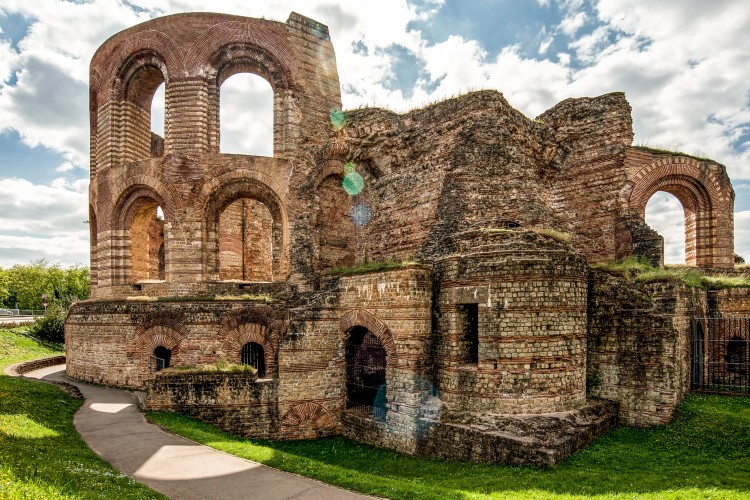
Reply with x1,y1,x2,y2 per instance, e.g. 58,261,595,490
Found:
147,371,279,439
587,272,707,426
284,266,433,452
433,229,588,415
66,299,285,388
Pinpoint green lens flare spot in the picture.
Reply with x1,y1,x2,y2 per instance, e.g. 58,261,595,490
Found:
330,108,347,130
343,162,357,174
343,172,364,195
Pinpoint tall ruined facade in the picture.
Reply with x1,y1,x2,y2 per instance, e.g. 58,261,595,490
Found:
66,12,742,466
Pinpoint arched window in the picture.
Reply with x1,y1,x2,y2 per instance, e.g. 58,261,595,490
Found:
121,56,167,161
219,73,273,156
346,326,387,420
150,82,165,157
645,191,685,264
241,342,266,377
218,198,273,281
153,345,171,371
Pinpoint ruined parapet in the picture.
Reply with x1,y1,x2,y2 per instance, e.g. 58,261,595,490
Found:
433,228,588,414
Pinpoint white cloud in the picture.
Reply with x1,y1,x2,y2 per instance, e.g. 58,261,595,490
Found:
560,11,588,36
645,191,685,264
0,177,89,267
735,211,750,262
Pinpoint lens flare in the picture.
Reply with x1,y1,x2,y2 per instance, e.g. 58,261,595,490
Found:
343,162,357,174
350,203,372,227
343,172,364,195
330,108,347,131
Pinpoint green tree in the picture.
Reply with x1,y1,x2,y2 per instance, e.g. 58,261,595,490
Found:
4,260,90,310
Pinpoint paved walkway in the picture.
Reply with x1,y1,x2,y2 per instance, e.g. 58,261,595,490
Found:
24,365,373,500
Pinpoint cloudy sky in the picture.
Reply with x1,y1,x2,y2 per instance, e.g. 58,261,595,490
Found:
0,0,748,267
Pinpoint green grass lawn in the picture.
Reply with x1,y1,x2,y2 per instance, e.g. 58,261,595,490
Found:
0,327,164,499
149,394,750,499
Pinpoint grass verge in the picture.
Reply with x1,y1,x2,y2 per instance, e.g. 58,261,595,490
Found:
0,327,164,499
148,393,750,499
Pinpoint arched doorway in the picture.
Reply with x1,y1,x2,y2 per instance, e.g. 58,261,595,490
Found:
241,341,266,377
346,326,387,420
153,345,171,371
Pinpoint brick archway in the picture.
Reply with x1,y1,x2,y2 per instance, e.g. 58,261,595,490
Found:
202,176,289,281
111,184,168,284
134,323,186,370
220,322,278,377
626,157,734,268
280,402,335,439
339,309,396,358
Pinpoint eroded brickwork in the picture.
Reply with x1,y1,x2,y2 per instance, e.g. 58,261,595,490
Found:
67,11,745,467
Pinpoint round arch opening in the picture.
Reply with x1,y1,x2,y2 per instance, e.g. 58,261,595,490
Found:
345,326,387,420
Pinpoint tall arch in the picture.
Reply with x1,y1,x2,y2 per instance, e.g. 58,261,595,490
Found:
626,158,734,268
206,42,296,156
112,185,168,284
203,177,289,281
114,49,168,163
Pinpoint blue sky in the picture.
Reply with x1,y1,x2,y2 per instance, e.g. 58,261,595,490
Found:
0,0,748,267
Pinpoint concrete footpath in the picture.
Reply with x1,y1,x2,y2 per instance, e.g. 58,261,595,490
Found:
24,365,374,500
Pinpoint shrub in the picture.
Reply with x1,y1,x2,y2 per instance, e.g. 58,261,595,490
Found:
29,304,67,343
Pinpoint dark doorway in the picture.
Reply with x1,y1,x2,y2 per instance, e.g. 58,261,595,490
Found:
241,342,266,377
346,326,387,419
692,317,749,393
153,345,171,371
692,321,705,387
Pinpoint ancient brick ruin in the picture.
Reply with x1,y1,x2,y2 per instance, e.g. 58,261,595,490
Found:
66,12,745,466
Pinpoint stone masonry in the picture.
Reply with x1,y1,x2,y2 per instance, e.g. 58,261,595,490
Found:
66,11,744,467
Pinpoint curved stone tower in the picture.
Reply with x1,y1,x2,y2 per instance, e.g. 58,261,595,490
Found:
67,12,341,385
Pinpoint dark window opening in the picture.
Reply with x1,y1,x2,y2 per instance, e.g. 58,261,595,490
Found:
346,326,387,420
458,303,479,364
692,322,705,387
153,346,171,371
726,337,748,373
241,342,266,377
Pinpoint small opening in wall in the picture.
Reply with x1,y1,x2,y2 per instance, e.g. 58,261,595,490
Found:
132,284,143,291
153,346,171,371
458,303,479,364
241,342,266,377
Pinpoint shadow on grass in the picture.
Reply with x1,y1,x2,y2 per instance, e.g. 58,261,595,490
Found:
0,373,164,499
148,394,750,499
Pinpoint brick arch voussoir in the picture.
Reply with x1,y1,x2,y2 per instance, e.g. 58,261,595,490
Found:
134,323,186,356
97,31,185,101
111,176,176,230
221,322,278,375
186,21,297,89
339,309,396,358
628,159,724,211
280,402,335,436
